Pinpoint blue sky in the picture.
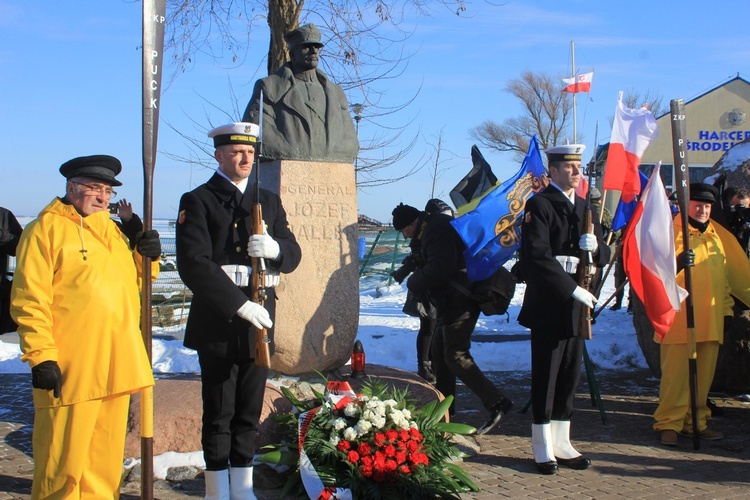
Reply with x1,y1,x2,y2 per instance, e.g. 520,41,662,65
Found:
1,1,748,222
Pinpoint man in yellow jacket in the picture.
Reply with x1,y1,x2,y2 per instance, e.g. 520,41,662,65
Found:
10,155,161,498
655,183,750,447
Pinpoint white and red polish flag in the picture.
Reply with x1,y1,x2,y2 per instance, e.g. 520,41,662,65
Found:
622,165,688,340
602,96,659,203
562,71,593,93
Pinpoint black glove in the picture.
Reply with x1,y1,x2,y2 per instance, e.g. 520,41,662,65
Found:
390,265,412,284
31,360,62,398
676,249,695,272
135,230,162,259
724,316,733,334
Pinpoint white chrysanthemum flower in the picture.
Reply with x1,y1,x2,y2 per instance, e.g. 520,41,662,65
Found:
331,418,347,431
383,399,398,408
355,420,372,436
329,432,340,445
361,409,378,423
402,409,412,420
343,427,358,441
392,416,409,428
410,421,419,430
343,402,359,417
372,416,386,429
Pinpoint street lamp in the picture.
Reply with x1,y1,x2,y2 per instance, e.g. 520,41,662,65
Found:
350,103,365,183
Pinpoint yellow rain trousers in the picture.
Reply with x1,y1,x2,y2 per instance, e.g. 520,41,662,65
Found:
31,393,130,499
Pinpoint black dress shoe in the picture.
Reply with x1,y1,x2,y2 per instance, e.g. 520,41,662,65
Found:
535,461,558,475
556,456,591,470
610,304,621,311
476,397,514,435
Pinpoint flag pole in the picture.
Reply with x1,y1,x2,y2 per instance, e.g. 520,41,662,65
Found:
669,98,700,450
571,40,577,142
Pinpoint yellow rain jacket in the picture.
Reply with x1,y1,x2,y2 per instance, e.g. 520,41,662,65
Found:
11,198,156,408
657,218,750,345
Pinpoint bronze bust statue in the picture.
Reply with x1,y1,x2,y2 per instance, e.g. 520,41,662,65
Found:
242,23,359,163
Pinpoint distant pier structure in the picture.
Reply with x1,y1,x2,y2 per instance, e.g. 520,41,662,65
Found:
358,214,386,231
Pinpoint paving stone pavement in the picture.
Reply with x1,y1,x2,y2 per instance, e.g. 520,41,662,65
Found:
1,368,749,499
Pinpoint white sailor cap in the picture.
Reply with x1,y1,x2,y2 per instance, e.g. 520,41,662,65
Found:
208,122,260,147
545,144,586,162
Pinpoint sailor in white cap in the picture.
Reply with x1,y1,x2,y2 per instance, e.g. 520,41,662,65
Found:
176,122,302,499
518,143,610,474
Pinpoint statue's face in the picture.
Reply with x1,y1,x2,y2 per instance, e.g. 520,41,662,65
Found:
291,43,320,72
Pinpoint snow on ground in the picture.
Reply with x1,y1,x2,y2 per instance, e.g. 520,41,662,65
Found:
0,265,644,374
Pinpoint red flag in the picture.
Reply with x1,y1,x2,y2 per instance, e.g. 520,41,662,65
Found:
622,166,688,339
602,98,658,202
562,71,593,93
574,176,588,199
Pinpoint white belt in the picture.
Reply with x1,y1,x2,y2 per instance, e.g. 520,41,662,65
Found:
221,264,252,287
221,264,280,288
555,255,580,274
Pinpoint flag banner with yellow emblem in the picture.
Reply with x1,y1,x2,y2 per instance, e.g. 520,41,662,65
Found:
451,137,547,281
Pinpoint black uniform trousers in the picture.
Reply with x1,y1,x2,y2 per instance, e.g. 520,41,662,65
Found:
416,315,436,366
530,328,584,424
198,352,268,470
431,299,509,412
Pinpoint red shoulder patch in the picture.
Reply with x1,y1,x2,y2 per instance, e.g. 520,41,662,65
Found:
178,210,186,224
524,212,532,223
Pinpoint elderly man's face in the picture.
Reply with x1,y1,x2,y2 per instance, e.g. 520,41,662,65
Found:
215,144,256,183
66,177,115,216
291,43,320,72
688,200,712,223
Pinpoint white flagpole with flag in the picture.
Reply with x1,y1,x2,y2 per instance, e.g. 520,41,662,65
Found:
602,93,659,203
562,72,594,94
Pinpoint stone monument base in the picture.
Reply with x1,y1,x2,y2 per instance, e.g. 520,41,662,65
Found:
125,366,443,458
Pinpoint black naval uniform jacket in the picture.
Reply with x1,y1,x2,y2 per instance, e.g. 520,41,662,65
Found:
406,213,474,321
176,173,301,359
517,186,610,338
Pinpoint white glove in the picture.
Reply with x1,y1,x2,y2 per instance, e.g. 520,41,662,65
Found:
247,230,282,260
579,233,598,253
236,301,273,329
264,269,281,288
572,286,597,309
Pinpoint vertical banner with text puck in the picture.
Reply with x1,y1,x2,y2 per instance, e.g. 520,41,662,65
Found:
141,1,166,497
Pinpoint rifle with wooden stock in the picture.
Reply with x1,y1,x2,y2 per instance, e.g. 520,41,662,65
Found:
576,127,599,340
251,91,272,369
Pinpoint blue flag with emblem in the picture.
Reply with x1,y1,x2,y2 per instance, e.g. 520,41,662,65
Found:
450,136,547,281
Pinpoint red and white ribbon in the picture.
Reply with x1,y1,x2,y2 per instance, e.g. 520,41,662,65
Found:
298,381,357,500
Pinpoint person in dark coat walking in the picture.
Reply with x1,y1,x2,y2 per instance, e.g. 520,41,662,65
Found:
518,144,610,475
392,203,513,436
176,122,301,499
391,199,455,384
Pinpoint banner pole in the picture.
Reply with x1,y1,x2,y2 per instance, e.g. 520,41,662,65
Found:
141,1,166,496
669,98,700,451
